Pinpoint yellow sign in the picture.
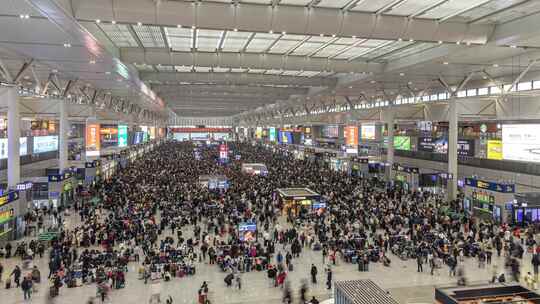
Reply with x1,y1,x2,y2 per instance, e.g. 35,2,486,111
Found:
487,140,503,160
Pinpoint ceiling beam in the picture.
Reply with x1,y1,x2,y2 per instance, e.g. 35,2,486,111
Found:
121,48,382,74
72,0,494,45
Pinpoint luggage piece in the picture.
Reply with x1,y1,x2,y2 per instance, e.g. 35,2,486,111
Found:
5,280,11,289
351,256,358,264
176,270,184,278
50,286,58,297
288,263,293,272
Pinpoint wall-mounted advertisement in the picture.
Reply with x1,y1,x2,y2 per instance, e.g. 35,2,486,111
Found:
238,222,257,242
487,140,502,160
269,127,277,142
361,124,376,140
255,127,263,139
149,127,156,140
394,136,411,151
190,132,209,140
418,137,475,156
173,133,190,141
133,131,144,144
100,124,118,148
85,124,100,157
0,137,28,159
33,135,59,154
213,133,229,141
502,124,540,162
344,126,359,146
322,125,339,138
279,131,293,144
118,125,128,147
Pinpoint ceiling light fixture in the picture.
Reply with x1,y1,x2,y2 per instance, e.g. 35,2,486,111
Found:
105,71,111,75
177,24,182,28
282,31,286,35
398,38,402,42
466,42,471,46
510,45,517,48
438,41,443,44
332,34,336,38
137,22,143,26
399,73,405,76
443,62,449,65
352,35,356,39
63,43,71,48
409,39,414,42
89,60,96,64
269,30,273,34
456,41,460,45
95,19,101,24
191,25,196,29
111,20,116,24
19,14,30,19
233,28,238,32
320,34,324,37
370,80,376,84
493,64,499,67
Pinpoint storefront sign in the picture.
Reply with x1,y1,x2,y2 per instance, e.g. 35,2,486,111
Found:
465,178,515,193
361,124,376,140
418,137,474,156
0,137,28,159
85,123,101,157
0,209,14,224
33,136,58,154
487,140,503,160
0,191,19,207
16,182,33,191
48,171,72,182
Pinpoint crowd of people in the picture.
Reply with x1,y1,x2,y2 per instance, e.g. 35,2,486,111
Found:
1,140,540,303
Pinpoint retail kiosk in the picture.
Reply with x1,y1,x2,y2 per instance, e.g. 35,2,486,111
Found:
241,163,268,176
276,188,321,217
463,177,515,223
435,282,540,304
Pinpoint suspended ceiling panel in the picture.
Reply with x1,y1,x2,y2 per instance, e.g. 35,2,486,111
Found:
385,0,446,16
245,32,280,52
221,31,252,52
451,0,527,22
165,27,193,52
420,0,487,19
351,0,397,12
98,24,139,47
133,25,166,48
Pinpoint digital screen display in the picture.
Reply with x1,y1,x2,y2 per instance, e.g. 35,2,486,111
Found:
100,124,118,148
85,124,100,156
322,125,339,138
344,126,358,146
238,223,257,242
133,132,144,144
118,125,128,147
269,128,277,142
173,133,190,141
418,137,474,156
502,124,540,162
33,136,59,154
0,137,28,159
255,127,263,139
393,136,411,151
278,131,293,144
361,125,376,140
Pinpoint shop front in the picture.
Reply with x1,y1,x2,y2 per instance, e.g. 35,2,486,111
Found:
0,190,22,243
463,177,515,223
511,192,540,226
277,188,321,218
391,163,419,192
48,171,76,208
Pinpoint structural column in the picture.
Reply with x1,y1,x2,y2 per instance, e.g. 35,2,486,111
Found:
448,97,458,201
7,86,20,187
385,108,395,181
59,99,69,172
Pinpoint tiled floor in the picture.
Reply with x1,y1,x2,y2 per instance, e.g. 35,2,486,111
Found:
0,212,535,304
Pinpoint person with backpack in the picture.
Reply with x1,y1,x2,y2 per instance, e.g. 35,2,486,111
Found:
310,264,318,284
21,276,33,300
11,265,21,288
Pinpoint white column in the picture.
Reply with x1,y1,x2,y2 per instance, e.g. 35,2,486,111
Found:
59,99,69,172
448,97,458,200
7,86,20,187
385,109,395,180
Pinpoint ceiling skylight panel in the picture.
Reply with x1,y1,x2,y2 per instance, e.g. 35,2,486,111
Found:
298,71,320,77
282,70,301,76
280,0,312,5
175,65,193,72
351,0,396,12
455,0,524,21
98,24,139,47
213,67,230,73
221,31,252,52
268,34,306,54
314,44,349,57
133,25,166,48
133,63,154,72
248,69,265,74
196,29,223,51
385,0,444,16
155,65,174,72
382,43,437,61
333,47,373,59
265,69,283,75
194,66,212,73
292,41,325,56
165,27,193,52
316,0,354,8
231,68,248,73
420,0,483,19
362,41,411,59
245,33,280,52
474,0,540,24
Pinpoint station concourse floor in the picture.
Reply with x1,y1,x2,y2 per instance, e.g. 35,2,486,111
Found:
1,212,536,304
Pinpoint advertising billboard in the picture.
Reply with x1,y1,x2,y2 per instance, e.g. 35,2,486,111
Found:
502,124,540,162
418,137,475,156
219,144,228,161
118,125,128,147
487,140,502,160
344,126,359,146
361,124,376,140
85,124,100,157
269,127,277,142
0,137,28,159
238,222,257,242
33,136,59,154
149,127,156,140
322,125,339,138
100,124,118,148
255,127,263,139
393,136,411,151
280,131,293,144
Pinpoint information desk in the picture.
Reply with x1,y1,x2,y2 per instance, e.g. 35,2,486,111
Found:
241,163,268,176
276,188,321,217
435,283,540,304
463,178,515,223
